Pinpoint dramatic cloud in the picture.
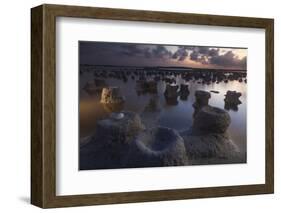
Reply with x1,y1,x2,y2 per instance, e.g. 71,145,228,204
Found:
189,47,246,69
79,41,247,69
208,48,219,57
197,47,209,54
152,45,173,59
172,47,189,61
190,51,199,60
209,51,247,68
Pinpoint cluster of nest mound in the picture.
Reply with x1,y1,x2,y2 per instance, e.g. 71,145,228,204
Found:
80,90,244,170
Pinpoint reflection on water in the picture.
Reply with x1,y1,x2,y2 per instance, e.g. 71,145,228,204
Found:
79,68,247,156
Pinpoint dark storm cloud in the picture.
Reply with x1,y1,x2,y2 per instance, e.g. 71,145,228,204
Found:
189,47,246,69
189,47,219,58
190,51,199,60
79,42,174,66
172,47,189,61
209,51,247,68
208,48,219,57
198,55,209,65
197,46,209,54
152,45,172,59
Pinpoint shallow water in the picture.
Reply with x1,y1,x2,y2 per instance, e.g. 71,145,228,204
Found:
79,69,247,156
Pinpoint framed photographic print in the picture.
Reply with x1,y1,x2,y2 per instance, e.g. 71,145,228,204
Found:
31,4,274,208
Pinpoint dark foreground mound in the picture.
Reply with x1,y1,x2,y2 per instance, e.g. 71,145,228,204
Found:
193,105,231,134
79,111,145,170
125,127,187,168
180,130,241,164
181,104,242,165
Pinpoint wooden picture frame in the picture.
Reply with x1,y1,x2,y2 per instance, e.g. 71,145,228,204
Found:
31,4,274,208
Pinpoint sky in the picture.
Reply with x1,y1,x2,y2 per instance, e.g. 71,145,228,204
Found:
79,41,247,70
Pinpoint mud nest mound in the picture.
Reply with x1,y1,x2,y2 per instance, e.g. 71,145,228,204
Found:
193,105,231,134
125,127,187,168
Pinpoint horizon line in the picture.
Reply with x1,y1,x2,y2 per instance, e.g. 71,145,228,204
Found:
80,64,247,71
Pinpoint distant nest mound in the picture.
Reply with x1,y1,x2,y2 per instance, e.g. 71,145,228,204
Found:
100,87,125,104
224,90,242,111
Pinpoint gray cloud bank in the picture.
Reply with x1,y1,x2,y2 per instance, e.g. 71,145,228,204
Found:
80,42,247,70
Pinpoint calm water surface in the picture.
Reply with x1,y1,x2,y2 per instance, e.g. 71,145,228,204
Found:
79,69,247,156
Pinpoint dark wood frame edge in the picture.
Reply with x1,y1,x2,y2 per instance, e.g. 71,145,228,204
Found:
31,4,274,208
